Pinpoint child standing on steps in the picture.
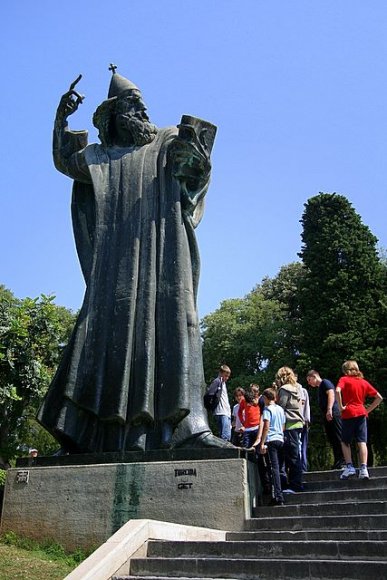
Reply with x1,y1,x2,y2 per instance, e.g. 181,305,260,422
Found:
238,385,261,449
256,388,286,506
231,387,245,446
336,360,383,481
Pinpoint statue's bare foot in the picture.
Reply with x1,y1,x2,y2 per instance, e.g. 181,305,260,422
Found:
125,424,147,451
175,431,235,449
52,447,70,456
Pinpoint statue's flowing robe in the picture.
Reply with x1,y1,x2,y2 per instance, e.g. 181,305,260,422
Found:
38,126,210,451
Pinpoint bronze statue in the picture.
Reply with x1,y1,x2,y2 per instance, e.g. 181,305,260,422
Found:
38,67,227,452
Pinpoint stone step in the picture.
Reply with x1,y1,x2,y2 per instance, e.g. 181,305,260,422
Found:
146,539,387,561
280,485,387,505
303,465,387,482
303,475,387,492
245,513,387,531
128,556,387,579
113,577,236,580
114,466,387,579
227,529,387,541
254,499,387,518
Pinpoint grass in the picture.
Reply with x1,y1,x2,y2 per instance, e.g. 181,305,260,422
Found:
0,544,74,579
0,531,92,580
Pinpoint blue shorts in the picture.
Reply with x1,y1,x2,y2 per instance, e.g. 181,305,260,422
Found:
341,416,367,444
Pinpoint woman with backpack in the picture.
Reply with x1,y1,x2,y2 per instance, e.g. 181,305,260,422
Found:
275,366,304,493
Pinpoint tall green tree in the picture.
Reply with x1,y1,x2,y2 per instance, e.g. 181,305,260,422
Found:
298,193,384,382
259,262,305,372
0,287,75,462
201,294,282,388
298,194,387,466
375,251,387,383
201,263,305,390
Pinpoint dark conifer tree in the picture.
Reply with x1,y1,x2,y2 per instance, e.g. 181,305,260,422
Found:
298,193,383,382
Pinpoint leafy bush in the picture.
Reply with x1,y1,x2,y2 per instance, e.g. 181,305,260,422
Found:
0,532,93,566
0,469,7,486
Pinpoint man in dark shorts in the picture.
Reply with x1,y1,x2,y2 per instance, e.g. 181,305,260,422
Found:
307,370,344,469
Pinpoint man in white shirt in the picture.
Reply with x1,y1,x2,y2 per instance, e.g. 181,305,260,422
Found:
210,365,232,441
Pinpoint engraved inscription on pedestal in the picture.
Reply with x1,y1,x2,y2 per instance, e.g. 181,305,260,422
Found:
16,470,29,484
174,466,197,490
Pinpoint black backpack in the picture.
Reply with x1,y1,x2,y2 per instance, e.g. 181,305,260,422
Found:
203,380,221,411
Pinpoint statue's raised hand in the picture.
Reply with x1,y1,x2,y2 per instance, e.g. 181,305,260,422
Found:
56,75,85,122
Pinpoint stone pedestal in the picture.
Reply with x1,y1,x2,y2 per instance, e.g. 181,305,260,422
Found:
1,456,258,551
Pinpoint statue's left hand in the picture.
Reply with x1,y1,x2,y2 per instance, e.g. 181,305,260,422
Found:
56,75,85,122
169,138,210,182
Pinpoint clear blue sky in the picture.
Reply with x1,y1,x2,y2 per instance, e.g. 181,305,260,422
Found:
2,1,387,317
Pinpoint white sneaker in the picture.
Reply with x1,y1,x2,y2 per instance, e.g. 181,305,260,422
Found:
340,465,356,480
358,466,370,480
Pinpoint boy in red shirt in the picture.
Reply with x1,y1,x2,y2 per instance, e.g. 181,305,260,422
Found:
336,360,383,480
238,385,261,448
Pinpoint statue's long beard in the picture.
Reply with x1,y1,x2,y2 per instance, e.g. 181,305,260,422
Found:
126,116,158,146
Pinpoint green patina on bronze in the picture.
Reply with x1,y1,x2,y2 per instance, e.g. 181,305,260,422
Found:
112,464,146,533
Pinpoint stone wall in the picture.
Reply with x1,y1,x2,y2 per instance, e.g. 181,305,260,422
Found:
1,458,258,550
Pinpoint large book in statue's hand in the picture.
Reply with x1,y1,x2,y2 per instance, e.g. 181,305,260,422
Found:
177,114,217,158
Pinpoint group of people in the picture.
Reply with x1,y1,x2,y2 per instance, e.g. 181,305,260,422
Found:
206,361,383,506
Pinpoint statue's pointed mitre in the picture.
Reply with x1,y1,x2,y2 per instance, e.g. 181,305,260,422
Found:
108,67,141,99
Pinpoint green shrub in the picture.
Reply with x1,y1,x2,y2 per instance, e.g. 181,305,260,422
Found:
0,469,7,486
0,532,93,566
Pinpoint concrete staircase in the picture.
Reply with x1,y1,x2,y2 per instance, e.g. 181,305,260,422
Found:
114,465,387,579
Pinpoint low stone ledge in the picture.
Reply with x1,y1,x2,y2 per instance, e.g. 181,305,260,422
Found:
64,519,227,580
16,447,254,468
